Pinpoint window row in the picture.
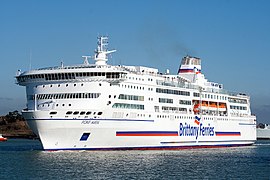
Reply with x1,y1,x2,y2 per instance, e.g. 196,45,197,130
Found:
156,88,190,96
128,76,145,81
112,103,144,110
118,94,144,101
201,93,227,101
230,105,247,110
29,93,101,100
159,98,173,104
65,111,102,116
121,84,145,90
179,100,192,105
17,72,126,82
161,106,187,113
228,97,247,104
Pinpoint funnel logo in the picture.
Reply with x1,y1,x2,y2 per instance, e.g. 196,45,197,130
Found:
179,116,215,139
194,116,201,125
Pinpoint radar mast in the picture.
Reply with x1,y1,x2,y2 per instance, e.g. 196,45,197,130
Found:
94,36,116,65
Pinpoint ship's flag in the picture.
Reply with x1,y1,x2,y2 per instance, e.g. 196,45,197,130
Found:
194,116,201,125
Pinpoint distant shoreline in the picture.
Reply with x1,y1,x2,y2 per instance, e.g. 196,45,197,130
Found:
0,111,38,139
3,134,39,140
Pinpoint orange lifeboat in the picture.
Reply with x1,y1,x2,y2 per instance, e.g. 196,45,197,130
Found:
202,102,208,107
218,103,227,111
209,102,217,108
193,104,200,114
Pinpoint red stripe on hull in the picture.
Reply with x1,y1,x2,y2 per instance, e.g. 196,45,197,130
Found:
116,134,178,136
216,134,241,136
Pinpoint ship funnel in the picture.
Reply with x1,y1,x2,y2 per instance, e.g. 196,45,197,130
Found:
178,56,202,82
178,56,201,74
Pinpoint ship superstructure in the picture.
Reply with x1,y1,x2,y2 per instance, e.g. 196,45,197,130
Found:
16,36,256,150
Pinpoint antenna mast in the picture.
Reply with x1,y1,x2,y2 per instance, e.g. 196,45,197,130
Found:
29,49,32,70
94,36,116,65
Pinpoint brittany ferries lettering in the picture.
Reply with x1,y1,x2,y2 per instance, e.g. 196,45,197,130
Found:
15,36,256,150
179,122,215,139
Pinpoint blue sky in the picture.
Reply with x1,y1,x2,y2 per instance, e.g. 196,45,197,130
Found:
0,0,269,123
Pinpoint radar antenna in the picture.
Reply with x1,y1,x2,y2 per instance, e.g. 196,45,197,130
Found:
94,36,116,65
82,56,91,65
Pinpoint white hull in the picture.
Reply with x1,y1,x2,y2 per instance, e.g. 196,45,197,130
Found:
23,111,256,150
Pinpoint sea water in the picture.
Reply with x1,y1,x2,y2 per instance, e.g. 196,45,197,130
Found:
0,139,269,179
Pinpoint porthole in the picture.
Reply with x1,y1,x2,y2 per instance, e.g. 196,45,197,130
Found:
98,112,102,115
80,111,86,115
73,111,79,115
66,111,72,115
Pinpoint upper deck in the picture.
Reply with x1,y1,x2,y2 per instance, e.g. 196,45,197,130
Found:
15,36,251,101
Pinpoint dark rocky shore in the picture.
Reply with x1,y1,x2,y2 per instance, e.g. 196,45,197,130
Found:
0,111,37,139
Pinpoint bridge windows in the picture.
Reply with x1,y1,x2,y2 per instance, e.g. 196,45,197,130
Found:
36,93,101,100
16,71,127,83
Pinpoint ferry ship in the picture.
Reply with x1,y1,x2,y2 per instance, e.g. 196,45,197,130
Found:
257,124,270,139
16,36,256,150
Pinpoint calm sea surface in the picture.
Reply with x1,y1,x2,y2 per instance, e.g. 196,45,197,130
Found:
0,139,269,179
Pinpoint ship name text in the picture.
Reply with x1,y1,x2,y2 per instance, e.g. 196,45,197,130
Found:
179,123,215,139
